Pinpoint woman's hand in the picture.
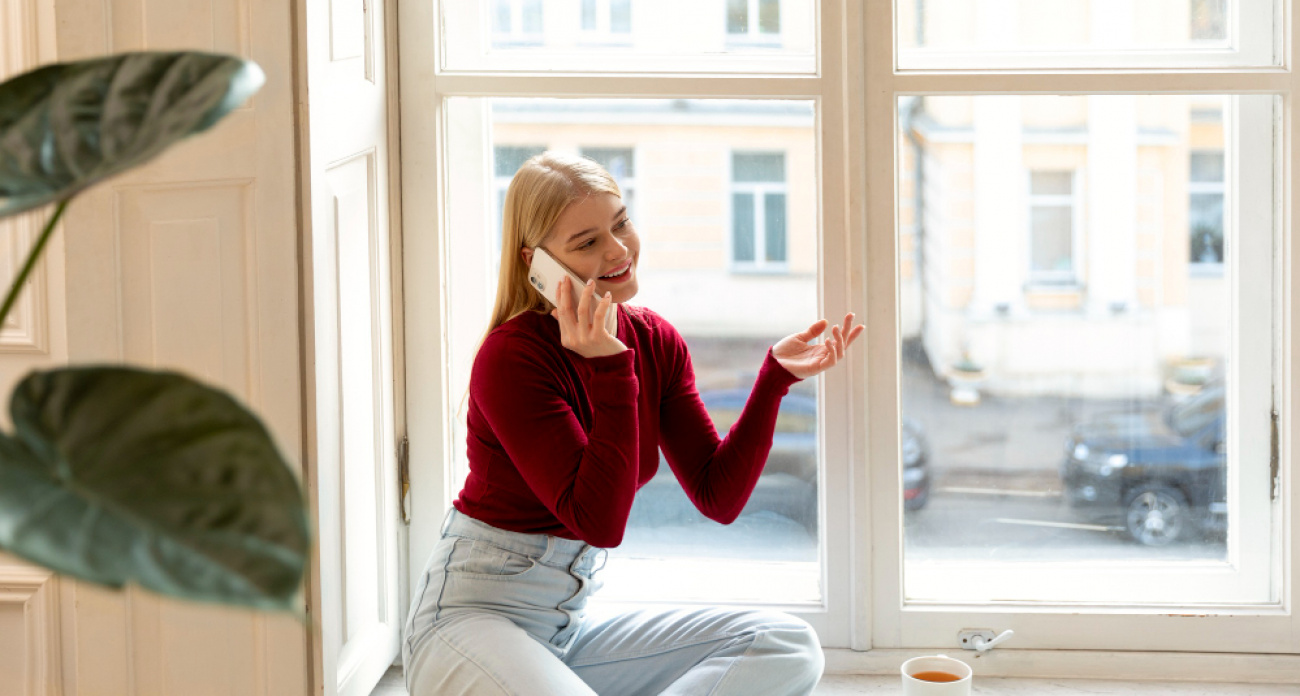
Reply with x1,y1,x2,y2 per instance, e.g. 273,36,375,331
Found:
772,313,865,380
551,276,627,359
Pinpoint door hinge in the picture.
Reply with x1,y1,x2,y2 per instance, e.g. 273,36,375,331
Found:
398,435,410,524
1269,409,1279,502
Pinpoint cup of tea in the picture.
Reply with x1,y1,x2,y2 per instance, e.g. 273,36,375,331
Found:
900,654,972,695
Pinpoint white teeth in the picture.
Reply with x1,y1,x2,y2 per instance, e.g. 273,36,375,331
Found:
601,265,629,279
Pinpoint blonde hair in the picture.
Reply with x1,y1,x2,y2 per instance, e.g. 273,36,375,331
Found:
487,151,623,332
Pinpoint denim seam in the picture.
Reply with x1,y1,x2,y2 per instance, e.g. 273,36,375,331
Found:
434,628,515,696
566,629,757,667
704,630,764,695
433,538,458,624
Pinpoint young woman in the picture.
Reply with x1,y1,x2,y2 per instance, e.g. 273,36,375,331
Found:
404,152,863,696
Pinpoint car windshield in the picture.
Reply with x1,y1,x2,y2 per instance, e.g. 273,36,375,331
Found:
1167,387,1224,438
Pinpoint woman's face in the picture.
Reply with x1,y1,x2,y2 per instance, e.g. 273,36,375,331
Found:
537,192,640,304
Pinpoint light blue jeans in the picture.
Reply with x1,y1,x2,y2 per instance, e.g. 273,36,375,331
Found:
403,509,824,695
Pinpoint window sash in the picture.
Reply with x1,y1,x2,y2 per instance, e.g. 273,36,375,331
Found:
398,0,1300,663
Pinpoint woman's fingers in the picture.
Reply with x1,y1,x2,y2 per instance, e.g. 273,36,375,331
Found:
576,278,594,328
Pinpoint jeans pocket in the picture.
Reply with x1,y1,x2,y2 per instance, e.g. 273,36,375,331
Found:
446,538,539,579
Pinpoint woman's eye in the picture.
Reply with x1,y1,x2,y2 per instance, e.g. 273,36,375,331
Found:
614,218,631,231
577,238,596,250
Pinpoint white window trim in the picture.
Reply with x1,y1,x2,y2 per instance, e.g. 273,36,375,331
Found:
398,0,1300,679
1024,169,1083,287
729,151,791,273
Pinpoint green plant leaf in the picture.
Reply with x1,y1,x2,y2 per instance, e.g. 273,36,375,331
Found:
0,366,308,611
0,51,264,218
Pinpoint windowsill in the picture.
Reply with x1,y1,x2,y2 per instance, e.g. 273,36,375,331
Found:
372,666,1298,695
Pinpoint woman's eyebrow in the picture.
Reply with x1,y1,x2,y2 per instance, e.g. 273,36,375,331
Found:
566,207,628,243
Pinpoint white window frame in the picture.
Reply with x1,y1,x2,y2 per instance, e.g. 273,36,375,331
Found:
399,0,1300,680
579,0,633,46
1024,169,1083,286
729,150,791,273
896,0,1279,70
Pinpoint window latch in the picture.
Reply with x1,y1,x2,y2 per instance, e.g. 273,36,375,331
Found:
958,629,1015,652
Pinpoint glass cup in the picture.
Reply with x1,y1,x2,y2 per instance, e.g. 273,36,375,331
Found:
900,654,973,695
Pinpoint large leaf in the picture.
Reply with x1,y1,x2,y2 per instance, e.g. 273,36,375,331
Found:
0,51,264,218
0,367,308,611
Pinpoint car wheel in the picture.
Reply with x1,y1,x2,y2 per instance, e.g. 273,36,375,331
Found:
1124,484,1188,546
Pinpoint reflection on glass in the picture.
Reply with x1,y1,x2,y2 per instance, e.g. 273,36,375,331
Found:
482,99,819,600
898,95,1258,603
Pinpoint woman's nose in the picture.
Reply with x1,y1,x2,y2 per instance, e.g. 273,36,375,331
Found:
604,234,628,258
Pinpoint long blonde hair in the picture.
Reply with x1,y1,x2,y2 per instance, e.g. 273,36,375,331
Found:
488,151,623,332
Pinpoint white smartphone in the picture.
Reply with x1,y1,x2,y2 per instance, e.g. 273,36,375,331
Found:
528,247,618,336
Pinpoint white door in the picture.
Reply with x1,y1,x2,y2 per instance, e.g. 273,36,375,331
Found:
303,0,404,693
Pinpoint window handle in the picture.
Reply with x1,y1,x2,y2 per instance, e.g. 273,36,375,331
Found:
958,628,1015,652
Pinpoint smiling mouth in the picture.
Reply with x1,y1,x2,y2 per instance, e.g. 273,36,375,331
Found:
599,262,632,280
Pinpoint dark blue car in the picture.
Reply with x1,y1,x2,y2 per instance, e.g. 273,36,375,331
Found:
1061,385,1226,546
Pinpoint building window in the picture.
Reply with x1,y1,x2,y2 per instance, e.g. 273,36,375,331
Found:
726,0,780,46
1027,170,1078,284
581,0,632,42
580,147,635,216
1190,150,1225,265
1190,0,1228,41
491,0,543,48
731,152,787,270
493,145,547,262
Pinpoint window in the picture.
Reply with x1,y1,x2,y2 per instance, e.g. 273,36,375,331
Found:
406,0,1300,672
727,0,782,46
491,0,543,48
1027,171,1078,284
1190,150,1226,266
579,147,635,216
580,0,632,44
731,152,788,270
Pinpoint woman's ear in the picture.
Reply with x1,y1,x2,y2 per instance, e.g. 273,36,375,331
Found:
520,246,534,267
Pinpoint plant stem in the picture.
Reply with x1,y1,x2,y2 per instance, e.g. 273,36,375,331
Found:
0,200,69,329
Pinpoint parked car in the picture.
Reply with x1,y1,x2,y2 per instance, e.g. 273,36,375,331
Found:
1061,385,1226,546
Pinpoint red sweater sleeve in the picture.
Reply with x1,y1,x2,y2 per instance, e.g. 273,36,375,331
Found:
657,326,801,524
471,330,640,548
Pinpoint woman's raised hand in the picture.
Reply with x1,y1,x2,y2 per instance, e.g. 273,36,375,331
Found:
772,312,865,380
551,276,627,359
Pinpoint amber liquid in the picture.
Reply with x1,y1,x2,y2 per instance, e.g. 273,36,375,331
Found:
911,670,962,683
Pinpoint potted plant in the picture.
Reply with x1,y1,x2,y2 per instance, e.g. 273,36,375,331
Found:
0,52,308,613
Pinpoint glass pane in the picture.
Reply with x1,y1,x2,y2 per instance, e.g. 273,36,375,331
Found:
451,98,819,604
732,193,756,262
521,0,543,33
610,0,632,33
897,94,1277,605
493,0,511,34
445,0,815,72
765,193,787,262
495,145,546,178
1191,151,1226,183
1031,171,1073,196
727,0,749,34
898,0,1276,69
1029,206,1072,274
733,152,785,182
1191,0,1229,40
759,0,781,34
1190,193,1225,263
581,147,635,179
